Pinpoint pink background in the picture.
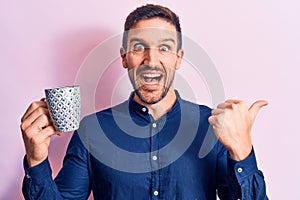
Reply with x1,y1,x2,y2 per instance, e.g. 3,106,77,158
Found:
1,0,299,199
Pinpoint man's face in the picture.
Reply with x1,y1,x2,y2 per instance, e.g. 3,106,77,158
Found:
121,18,183,104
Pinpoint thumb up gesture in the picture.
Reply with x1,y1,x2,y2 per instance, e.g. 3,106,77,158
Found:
208,100,268,161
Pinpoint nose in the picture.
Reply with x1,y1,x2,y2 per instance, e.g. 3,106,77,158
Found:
144,47,161,66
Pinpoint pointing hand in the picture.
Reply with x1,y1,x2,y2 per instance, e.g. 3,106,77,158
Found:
208,100,268,161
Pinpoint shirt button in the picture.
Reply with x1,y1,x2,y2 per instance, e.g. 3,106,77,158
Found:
26,174,31,179
154,191,159,196
152,155,158,161
237,167,243,173
142,107,147,112
152,123,157,128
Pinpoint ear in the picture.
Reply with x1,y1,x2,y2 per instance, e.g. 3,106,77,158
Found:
175,49,184,70
120,47,127,69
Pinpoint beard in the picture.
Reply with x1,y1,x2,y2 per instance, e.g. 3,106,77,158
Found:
128,64,175,104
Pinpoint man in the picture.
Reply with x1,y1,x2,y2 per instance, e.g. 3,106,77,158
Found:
21,4,268,199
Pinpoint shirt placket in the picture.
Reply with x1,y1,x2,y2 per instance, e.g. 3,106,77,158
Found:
150,119,160,199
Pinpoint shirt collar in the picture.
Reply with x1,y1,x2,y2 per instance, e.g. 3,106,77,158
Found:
128,90,181,121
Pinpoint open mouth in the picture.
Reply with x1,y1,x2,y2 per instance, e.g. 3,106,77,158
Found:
141,73,163,84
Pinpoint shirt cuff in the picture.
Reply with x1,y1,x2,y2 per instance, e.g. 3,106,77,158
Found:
227,147,258,182
23,156,52,183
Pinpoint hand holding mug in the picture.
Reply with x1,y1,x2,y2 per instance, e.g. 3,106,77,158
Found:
20,99,57,167
20,86,81,167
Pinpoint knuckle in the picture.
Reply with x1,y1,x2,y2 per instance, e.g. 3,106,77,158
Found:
20,123,25,131
231,103,237,110
21,127,34,141
36,107,47,115
30,101,41,109
40,113,49,121
21,115,25,123
29,136,40,144
208,116,213,123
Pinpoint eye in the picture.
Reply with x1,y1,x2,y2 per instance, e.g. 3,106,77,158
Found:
159,45,169,52
133,43,145,52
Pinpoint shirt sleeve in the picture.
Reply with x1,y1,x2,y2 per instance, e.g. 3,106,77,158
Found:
227,148,268,200
217,145,268,200
22,156,63,200
22,131,91,200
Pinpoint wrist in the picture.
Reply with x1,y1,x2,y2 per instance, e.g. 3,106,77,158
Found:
26,155,47,168
228,145,253,161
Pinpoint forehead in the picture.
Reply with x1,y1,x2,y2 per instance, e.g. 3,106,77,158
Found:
131,17,176,30
127,18,177,44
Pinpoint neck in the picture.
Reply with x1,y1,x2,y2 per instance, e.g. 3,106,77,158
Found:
133,89,177,120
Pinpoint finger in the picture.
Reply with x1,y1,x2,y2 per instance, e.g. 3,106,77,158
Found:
249,100,268,121
211,108,224,116
216,102,232,109
225,99,241,104
40,98,46,102
40,125,58,137
216,103,226,109
208,115,220,125
34,125,58,141
21,100,47,122
208,115,225,130
208,116,214,125
56,132,63,136
21,107,51,131
26,125,58,145
23,113,52,135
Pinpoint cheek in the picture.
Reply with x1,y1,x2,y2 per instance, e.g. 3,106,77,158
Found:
162,55,179,67
125,54,143,69
163,60,177,73
166,68,176,80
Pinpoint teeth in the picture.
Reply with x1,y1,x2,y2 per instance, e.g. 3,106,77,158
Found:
143,74,161,78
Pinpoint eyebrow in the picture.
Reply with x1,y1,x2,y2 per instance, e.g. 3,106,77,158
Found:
129,38,176,45
159,38,176,44
129,38,144,43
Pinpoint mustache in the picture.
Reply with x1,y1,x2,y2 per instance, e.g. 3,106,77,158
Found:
136,65,164,74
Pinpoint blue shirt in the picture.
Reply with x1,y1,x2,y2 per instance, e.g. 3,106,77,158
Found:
22,93,268,199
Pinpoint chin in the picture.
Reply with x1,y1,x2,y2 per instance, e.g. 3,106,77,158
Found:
136,89,166,104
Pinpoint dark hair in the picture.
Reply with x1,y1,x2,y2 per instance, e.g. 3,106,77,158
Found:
122,4,182,51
